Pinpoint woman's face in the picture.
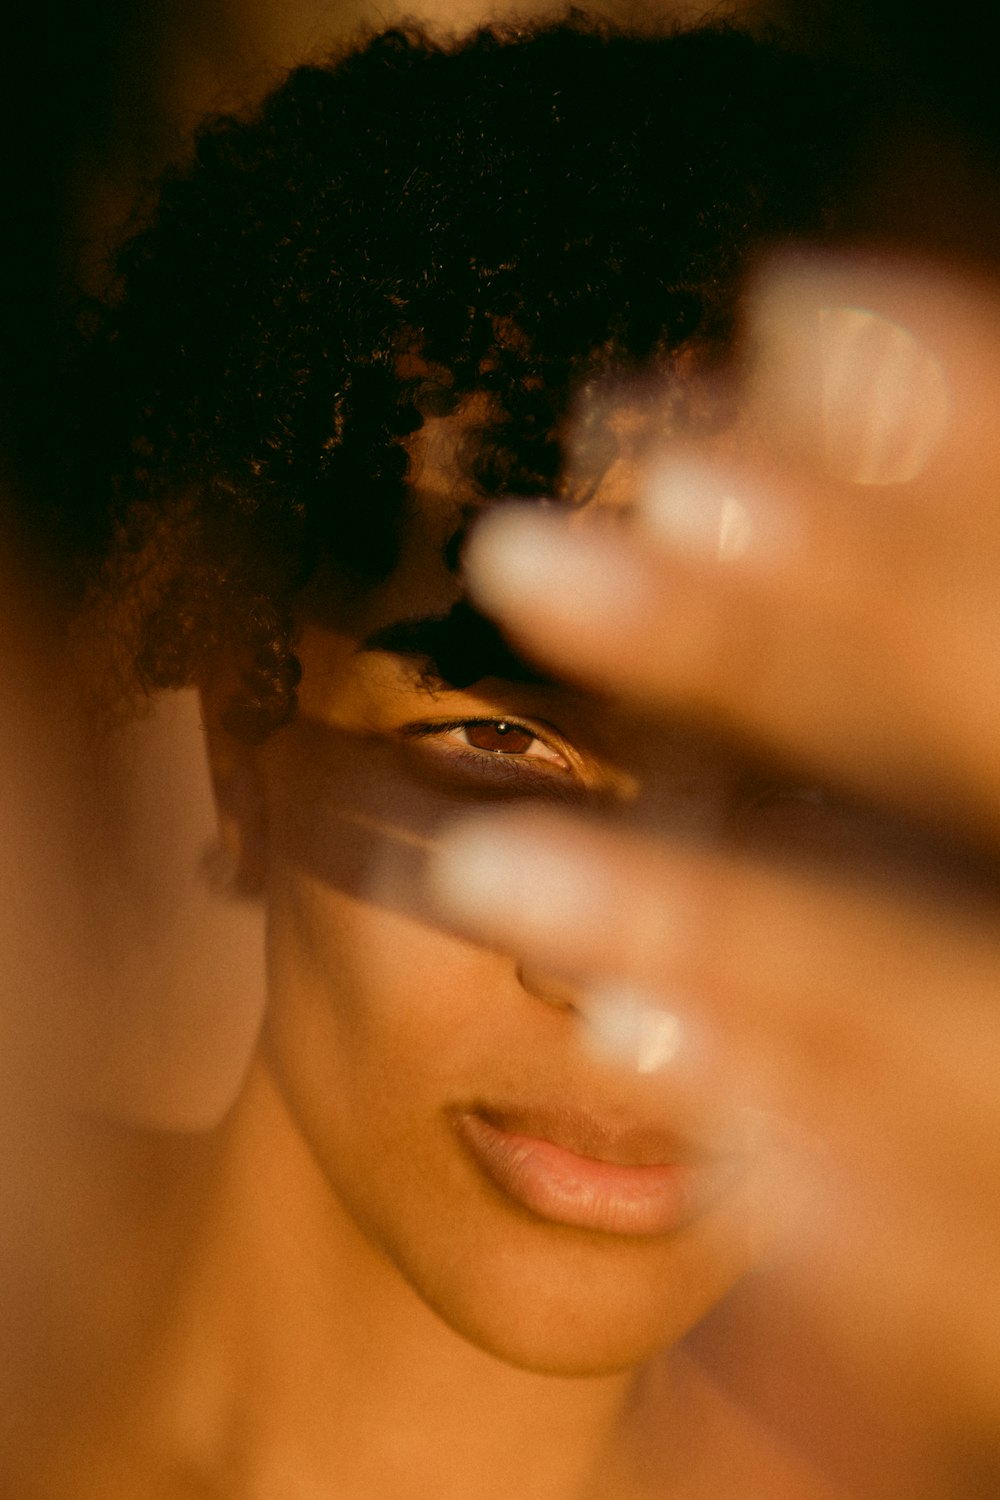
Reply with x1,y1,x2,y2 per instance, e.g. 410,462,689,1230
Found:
229,403,770,1378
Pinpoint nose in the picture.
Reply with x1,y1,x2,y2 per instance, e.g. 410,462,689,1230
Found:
517,963,581,1012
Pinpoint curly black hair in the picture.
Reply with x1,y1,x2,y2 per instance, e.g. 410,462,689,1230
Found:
74,15,865,740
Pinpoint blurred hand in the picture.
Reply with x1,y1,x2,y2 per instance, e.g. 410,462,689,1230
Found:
428,255,1000,1469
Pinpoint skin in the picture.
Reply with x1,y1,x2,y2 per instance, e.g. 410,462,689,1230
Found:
214,402,765,1375
12,398,856,1499
429,257,1000,1484
247,396,782,1366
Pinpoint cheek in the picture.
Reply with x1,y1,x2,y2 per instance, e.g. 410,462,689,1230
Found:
266,854,505,1084
264,717,459,928
260,746,519,1179
259,844,510,1266
259,719,516,1135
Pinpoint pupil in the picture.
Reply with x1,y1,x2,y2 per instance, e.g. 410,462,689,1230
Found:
466,721,534,754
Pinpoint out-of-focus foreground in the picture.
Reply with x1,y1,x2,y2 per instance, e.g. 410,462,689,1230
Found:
4,3,1000,1498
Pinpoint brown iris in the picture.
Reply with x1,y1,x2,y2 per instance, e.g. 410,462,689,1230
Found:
464,721,535,754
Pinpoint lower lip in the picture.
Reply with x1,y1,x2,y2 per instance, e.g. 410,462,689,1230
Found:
456,1112,716,1237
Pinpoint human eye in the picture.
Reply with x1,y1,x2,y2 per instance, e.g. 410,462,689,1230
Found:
399,715,581,798
440,718,569,764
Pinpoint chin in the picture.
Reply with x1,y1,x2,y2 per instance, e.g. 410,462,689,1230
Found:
451,1319,679,1381
425,1284,721,1379
400,1220,753,1380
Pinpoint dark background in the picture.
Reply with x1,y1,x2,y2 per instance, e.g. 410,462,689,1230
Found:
3,0,1000,549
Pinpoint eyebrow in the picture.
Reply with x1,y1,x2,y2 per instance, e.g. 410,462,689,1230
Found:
360,600,553,690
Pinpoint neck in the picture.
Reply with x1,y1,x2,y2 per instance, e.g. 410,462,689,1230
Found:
113,1057,674,1500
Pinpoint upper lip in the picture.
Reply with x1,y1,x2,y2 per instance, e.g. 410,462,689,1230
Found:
464,1104,706,1168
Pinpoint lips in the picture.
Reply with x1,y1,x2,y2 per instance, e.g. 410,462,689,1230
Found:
454,1107,731,1237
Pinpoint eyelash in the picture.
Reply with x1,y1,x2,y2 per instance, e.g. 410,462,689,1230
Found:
401,716,577,793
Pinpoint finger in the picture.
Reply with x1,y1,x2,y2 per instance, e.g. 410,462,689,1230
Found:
428,808,1000,1423
428,807,1000,1179
747,255,1000,513
463,256,1000,839
463,476,1000,844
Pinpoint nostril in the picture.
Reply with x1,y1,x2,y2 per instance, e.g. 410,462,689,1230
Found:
517,963,581,1012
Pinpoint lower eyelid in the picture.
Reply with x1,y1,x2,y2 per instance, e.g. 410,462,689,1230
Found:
405,743,588,805
451,723,569,766
402,719,578,780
